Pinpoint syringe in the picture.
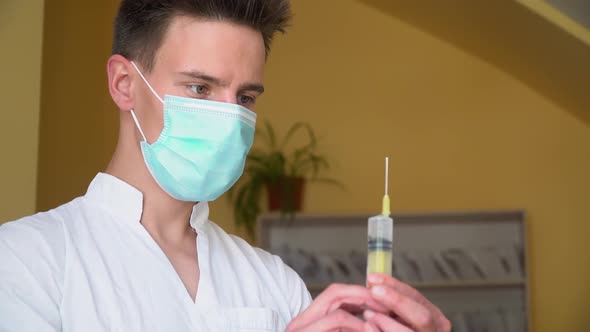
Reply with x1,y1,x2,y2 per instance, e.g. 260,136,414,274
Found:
367,157,393,278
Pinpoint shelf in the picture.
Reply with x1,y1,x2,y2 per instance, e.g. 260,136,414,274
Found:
409,279,525,289
306,279,525,291
259,212,529,330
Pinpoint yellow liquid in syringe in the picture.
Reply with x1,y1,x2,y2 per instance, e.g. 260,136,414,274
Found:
367,249,392,275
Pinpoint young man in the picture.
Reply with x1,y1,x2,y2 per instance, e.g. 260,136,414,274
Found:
0,1,450,331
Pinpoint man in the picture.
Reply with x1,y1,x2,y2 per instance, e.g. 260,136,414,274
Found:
0,0,450,331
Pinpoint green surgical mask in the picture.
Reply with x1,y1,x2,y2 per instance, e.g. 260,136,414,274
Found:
129,61,256,202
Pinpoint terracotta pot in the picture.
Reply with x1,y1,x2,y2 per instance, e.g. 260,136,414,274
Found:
266,177,305,211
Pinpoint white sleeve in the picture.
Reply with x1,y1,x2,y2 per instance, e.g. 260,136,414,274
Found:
258,248,312,319
285,264,312,318
0,216,65,332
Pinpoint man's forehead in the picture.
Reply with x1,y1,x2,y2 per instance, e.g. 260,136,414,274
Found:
156,17,264,58
153,17,265,73
162,16,262,47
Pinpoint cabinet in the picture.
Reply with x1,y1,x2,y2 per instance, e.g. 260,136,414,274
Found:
257,210,528,332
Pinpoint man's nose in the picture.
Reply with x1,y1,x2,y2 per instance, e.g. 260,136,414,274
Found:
211,90,237,105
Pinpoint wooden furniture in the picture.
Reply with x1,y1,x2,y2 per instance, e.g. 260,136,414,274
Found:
257,210,529,332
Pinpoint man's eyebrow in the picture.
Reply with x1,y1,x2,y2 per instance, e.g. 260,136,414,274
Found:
178,70,264,94
239,83,265,95
177,70,228,86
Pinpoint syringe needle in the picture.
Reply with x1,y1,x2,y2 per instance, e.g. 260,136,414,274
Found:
382,157,391,216
385,157,389,195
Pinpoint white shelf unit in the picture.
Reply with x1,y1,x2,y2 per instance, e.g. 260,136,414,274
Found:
306,279,526,291
257,210,529,332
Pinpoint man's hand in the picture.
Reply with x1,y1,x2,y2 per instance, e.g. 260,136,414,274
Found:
287,275,451,332
285,283,388,332
363,273,452,332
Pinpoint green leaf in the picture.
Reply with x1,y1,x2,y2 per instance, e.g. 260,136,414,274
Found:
263,120,277,150
229,119,342,241
279,122,316,151
232,184,249,225
292,153,330,177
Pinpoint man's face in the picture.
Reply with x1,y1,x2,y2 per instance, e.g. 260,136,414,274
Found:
132,16,266,143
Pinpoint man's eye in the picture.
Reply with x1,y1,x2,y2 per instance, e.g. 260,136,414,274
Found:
189,85,208,95
238,95,255,105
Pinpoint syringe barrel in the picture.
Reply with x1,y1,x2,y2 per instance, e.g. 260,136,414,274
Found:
367,214,393,276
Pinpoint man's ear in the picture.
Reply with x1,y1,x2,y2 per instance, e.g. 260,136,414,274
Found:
107,54,134,112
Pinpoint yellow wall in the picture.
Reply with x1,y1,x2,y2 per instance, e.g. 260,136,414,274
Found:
212,1,589,331
33,0,589,331
36,0,120,211
0,0,45,221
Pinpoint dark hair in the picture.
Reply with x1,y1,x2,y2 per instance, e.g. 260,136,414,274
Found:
112,0,291,72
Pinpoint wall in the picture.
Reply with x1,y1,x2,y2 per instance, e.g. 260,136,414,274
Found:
213,1,590,331
36,0,120,211
0,0,45,222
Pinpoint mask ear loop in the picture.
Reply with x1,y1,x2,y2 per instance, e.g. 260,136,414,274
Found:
128,60,163,143
130,61,164,104
130,109,148,142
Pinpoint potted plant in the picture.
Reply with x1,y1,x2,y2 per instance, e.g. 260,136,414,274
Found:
228,120,340,240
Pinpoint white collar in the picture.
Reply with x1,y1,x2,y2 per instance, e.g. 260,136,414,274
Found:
84,173,209,230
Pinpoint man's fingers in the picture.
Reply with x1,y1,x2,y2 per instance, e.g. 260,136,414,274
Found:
371,285,435,332
287,284,387,331
297,309,365,332
368,273,440,313
363,320,380,332
318,283,383,311
332,296,390,316
368,274,422,299
368,273,451,331
364,310,414,332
